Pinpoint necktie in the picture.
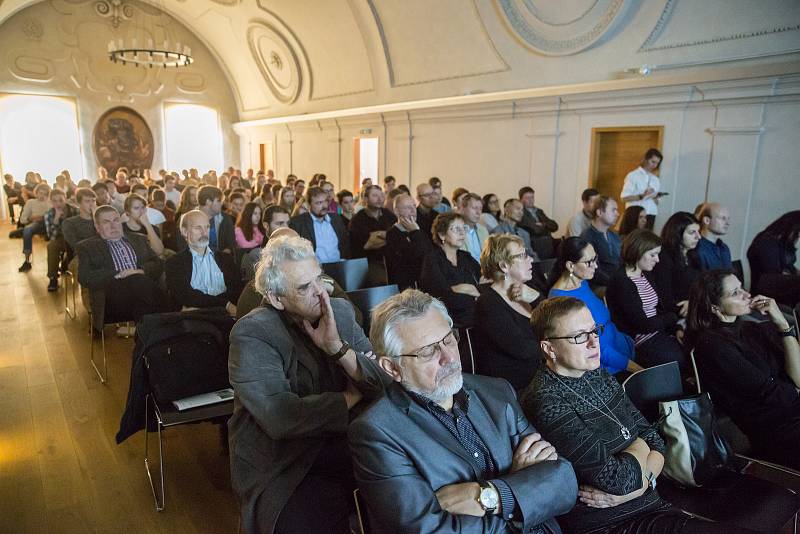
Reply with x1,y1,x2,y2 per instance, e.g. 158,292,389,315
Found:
209,219,218,249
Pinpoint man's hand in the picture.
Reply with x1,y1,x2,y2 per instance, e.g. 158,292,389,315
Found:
451,283,480,298
578,483,646,508
117,268,145,279
302,290,342,355
511,433,557,473
397,216,419,232
508,282,539,304
363,231,387,250
343,380,363,409
435,482,484,517
225,301,237,317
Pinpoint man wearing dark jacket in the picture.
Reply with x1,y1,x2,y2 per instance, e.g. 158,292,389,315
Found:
166,210,243,316
289,186,350,262
518,186,558,239
385,193,432,290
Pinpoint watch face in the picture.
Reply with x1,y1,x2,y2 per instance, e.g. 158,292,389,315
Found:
480,487,499,509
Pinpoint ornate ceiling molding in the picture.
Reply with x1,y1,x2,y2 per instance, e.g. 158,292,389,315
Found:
497,0,629,56
247,20,302,104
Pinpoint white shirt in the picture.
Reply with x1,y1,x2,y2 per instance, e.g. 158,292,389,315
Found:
189,247,227,297
165,189,181,207
147,207,166,225
621,167,660,215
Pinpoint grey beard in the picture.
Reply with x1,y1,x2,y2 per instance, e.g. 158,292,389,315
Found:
401,361,464,403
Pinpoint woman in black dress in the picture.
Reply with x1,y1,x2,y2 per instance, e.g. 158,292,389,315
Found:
419,212,480,327
653,211,702,317
473,234,542,390
746,210,800,307
688,269,800,468
521,297,754,534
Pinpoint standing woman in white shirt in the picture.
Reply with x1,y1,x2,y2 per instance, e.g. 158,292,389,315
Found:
620,148,662,230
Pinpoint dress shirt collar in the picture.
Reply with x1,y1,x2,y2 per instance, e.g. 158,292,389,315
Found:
407,387,469,414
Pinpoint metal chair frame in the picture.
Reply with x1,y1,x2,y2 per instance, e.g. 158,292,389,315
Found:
63,269,78,320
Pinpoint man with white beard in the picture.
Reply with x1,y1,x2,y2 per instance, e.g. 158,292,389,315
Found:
348,289,578,534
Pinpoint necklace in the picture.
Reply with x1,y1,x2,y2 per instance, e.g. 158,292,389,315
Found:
549,369,631,440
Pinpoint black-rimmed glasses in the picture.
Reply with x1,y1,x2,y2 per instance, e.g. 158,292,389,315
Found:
545,324,604,345
397,329,460,362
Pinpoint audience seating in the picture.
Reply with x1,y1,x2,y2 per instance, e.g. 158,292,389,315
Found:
63,260,78,320
623,363,800,533
144,393,233,511
732,259,744,286
352,488,371,534
455,326,476,374
323,258,369,291
531,236,555,260
345,284,399,334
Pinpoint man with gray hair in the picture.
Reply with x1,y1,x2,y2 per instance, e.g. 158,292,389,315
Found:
349,289,578,534
228,235,388,534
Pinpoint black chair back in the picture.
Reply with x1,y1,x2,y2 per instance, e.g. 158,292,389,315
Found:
732,259,745,286
346,284,399,334
531,236,555,260
535,258,557,282
622,362,682,422
323,258,369,291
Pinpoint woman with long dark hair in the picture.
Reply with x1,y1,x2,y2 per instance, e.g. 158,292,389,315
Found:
618,205,647,238
746,210,800,307
653,211,702,316
606,229,686,371
235,202,266,250
479,193,501,232
549,237,641,376
688,269,800,468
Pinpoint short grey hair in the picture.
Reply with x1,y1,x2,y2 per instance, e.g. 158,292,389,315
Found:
369,289,453,358
254,235,318,297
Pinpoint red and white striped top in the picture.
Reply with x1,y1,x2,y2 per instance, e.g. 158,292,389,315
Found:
631,275,658,345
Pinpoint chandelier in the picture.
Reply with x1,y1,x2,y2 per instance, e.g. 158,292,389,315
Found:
108,38,193,68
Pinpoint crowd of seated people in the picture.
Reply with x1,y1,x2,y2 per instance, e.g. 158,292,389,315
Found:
6,162,799,534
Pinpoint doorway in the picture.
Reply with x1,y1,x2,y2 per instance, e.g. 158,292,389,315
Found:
588,126,663,209
353,137,379,193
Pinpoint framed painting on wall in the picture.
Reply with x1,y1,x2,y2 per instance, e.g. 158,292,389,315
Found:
93,106,154,176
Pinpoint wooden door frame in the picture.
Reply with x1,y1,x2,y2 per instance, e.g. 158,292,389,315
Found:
588,126,664,188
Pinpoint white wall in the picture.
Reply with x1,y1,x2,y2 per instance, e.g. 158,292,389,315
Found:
236,71,800,285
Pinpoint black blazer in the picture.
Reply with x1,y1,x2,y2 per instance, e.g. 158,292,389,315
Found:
289,212,351,259
165,248,243,309
473,285,543,391
519,206,558,238
76,233,162,291
605,269,678,339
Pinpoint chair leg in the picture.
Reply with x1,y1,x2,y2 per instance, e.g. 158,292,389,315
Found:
465,329,476,374
89,324,107,383
64,270,76,320
144,394,166,512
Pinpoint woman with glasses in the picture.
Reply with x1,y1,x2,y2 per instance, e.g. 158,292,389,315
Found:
473,234,543,390
549,237,642,377
521,297,752,534
653,211,702,317
606,229,686,372
419,212,481,327
479,193,501,232
688,270,800,469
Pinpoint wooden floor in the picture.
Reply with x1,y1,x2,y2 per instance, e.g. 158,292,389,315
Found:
0,222,238,533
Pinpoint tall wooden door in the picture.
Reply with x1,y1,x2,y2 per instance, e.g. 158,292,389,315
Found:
589,126,663,209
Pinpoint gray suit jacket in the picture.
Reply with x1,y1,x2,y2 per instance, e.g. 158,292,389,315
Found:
348,374,578,534
228,298,388,534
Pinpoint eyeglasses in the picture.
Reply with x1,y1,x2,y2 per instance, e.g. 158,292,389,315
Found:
509,251,528,262
397,329,460,362
448,225,468,234
577,256,599,266
545,324,604,345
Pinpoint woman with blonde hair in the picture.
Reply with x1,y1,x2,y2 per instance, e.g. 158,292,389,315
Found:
473,233,543,390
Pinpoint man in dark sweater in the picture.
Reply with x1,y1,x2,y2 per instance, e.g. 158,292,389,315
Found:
581,195,621,287
385,193,433,290
415,182,438,241
349,185,397,286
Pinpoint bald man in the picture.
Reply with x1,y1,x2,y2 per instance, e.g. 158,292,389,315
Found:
415,183,438,241
165,209,243,316
693,202,732,271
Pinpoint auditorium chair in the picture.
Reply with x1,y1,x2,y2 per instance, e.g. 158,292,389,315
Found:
323,258,369,291
346,284,399,334
623,362,799,533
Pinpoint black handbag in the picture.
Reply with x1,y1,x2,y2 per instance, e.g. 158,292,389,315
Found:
658,393,733,487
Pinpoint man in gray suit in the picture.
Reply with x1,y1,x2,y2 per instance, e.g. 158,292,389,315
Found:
349,289,578,533
228,235,388,534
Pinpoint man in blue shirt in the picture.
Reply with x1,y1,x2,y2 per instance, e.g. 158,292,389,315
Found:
694,203,732,271
580,195,622,287
290,186,351,263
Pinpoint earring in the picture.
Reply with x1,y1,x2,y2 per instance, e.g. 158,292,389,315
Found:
550,354,557,362
568,270,575,281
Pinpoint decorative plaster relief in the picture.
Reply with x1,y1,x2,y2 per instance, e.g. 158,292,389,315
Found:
497,0,629,56
21,18,43,40
247,21,302,104
8,53,54,82
94,0,134,29
640,0,800,52
176,72,207,94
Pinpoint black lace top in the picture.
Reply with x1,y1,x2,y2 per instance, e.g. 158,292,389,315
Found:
520,366,667,533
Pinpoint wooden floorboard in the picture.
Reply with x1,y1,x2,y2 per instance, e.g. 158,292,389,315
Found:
0,222,238,533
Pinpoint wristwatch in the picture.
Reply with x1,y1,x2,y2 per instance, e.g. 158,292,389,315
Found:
476,480,499,514
780,325,797,338
646,472,657,491
327,340,351,362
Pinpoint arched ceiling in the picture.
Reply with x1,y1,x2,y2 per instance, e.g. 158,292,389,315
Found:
2,0,799,122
